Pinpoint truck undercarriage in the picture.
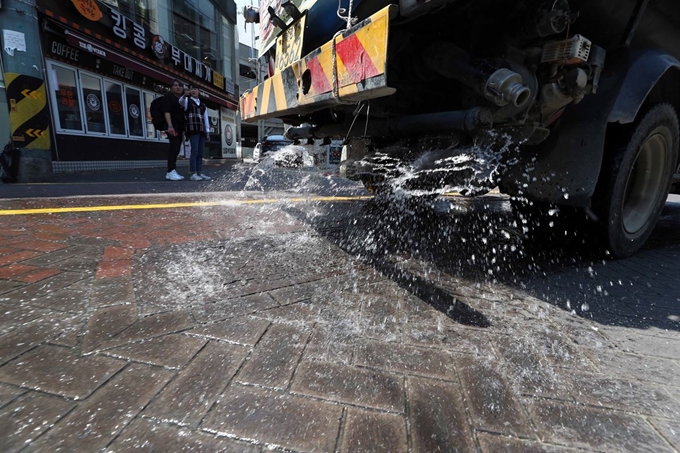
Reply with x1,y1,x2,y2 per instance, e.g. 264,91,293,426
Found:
241,0,680,257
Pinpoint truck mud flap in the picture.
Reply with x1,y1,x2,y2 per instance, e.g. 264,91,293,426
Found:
241,5,398,122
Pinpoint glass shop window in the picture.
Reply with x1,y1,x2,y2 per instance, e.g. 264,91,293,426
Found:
51,65,83,132
104,80,127,135
80,73,106,134
125,87,145,137
46,60,167,141
143,91,159,139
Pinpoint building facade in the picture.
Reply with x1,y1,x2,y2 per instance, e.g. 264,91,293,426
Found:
2,0,239,171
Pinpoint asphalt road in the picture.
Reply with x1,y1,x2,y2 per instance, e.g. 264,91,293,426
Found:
0,161,364,199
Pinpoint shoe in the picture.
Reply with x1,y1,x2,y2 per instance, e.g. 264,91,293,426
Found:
199,174,211,181
190,173,203,181
166,170,184,181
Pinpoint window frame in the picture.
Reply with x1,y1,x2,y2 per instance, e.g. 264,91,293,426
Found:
125,85,146,138
79,70,108,136
45,59,167,142
47,60,86,134
102,78,129,137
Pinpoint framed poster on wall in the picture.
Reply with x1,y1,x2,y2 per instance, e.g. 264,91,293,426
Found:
221,108,236,158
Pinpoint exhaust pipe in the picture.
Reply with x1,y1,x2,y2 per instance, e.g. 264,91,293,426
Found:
285,107,493,140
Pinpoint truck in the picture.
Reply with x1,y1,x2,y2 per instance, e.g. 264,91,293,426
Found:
240,0,680,258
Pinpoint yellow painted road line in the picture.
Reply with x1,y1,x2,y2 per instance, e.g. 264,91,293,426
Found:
0,195,374,216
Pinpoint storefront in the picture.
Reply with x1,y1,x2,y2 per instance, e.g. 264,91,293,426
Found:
35,0,239,164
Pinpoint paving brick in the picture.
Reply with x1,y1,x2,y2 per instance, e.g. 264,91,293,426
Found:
29,363,173,452
105,333,207,368
529,328,597,369
87,275,135,307
236,278,303,296
493,336,576,399
108,418,262,453
357,294,402,339
201,385,342,452
355,339,456,380
97,310,195,350
49,253,102,273
618,260,677,287
96,259,133,278
185,316,269,345
252,300,323,325
398,294,449,326
0,251,41,266
143,340,248,426
0,229,27,239
0,264,41,279
340,407,407,453
21,245,94,267
568,372,680,418
32,224,70,235
649,417,680,451
192,293,279,322
0,304,49,334
477,432,576,452
0,392,75,453
267,281,319,305
236,323,310,389
0,280,22,296
625,302,680,328
82,304,138,353
526,398,675,452
291,360,404,412
0,319,66,366
0,247,20,256
14,268,62,283
33,233,69,242
101,246,134,261
11,240,69,253
27,282,90,313
303,327,356,365
48,316,86,348
118,238,152,248
603,328,680,360
553,315,613,350
0,383,24,409
309,291,363,328
403,324,496,355
0,344,126,399
407,376,476,452
3,271,87,301
455,352,536,438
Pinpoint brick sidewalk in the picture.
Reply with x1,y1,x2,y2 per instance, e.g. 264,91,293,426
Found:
0,194,678,452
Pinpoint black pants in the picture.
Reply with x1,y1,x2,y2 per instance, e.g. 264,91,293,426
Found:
167,133,183,172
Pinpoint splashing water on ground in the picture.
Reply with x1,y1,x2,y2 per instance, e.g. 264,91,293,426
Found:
353,130,518,199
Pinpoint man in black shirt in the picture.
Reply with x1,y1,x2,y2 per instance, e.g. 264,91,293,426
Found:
163,79,188,180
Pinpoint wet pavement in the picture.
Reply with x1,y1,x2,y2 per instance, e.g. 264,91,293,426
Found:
0,164,678,452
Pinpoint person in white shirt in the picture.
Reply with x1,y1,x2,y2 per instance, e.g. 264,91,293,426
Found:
181,85,211,180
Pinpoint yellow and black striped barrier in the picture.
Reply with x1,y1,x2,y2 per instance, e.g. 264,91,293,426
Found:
5,72,51,150
240,5,397,121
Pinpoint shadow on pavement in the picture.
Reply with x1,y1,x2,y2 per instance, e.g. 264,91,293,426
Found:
285,192,680,331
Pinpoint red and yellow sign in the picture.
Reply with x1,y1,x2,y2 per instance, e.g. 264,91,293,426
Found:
71,0,102,22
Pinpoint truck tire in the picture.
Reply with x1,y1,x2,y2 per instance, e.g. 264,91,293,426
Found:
596,103,679,258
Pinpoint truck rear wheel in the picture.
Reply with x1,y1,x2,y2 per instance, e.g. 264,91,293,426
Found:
597,103,679,258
